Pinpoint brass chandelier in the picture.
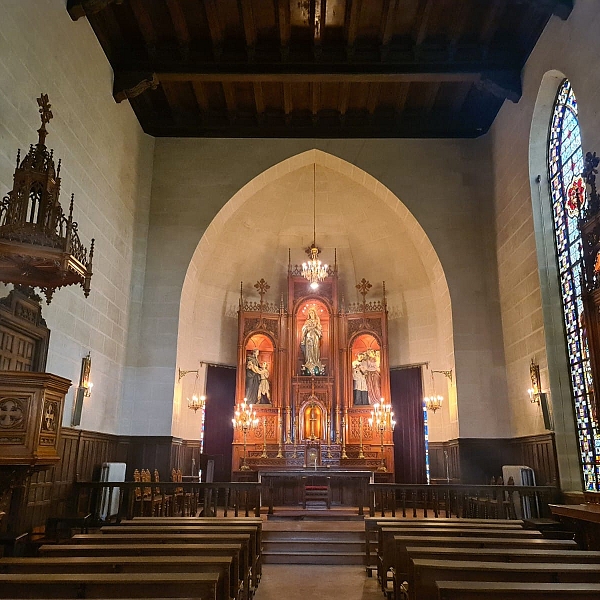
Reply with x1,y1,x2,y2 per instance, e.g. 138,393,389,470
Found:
302,164,328,289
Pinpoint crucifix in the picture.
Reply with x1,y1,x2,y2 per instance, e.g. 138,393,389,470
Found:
254,278,270,309
356,278,372,311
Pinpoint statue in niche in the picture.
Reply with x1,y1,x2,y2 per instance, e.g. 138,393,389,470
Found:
245,349,261,404
301,307,324,375
257,362,271,404
352,353,369,405
365,349,382,404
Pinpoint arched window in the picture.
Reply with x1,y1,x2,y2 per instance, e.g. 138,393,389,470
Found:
549,79,600,491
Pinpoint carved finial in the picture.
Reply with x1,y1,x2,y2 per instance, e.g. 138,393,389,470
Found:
56,159,61,178
254,279,270,307
288,248,292,273
356,278,372,308
280,293,285,313
68,194,74,222
239,281,244,307
382,281,387,308
36,94,53,145
334,248,337,272
15,149,20,168
341,294,345,314
89,238,95,264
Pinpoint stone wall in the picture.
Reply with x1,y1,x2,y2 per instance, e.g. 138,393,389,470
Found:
489,0,600,491
0,0,155,434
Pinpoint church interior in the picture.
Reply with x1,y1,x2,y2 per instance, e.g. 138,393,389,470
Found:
3,0,600,598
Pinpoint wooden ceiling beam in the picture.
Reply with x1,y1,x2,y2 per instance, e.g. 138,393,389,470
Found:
239,0,257,60
277,0,291,59
283,82,293,123
253,82,265,122
142,109,480,138
338,81,351,118
204,0,224,59
191,82,210,112
311,82,320,122
129,0,158,52
480,0,507,48
414,0,434,46
146,67,517,89
222,82,237,122
165,0,191,55
380,0,399,60
346,0,362,57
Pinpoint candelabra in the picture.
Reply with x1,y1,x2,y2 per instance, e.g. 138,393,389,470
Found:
358,416,365,459
341,416,348,459
369,398,396,472
232,399,259,471
260,416,268,458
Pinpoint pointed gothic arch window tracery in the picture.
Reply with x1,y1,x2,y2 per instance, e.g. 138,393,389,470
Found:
549,78,600,491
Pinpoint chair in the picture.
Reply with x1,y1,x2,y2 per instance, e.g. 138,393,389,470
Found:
302,476,331,509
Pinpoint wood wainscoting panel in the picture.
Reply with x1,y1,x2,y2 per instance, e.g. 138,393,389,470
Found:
428,433,558,487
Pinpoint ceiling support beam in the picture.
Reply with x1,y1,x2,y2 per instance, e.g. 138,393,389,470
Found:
204,0,224,60
379,0,399,61
277,0,291,60
239,0,257,61
346,0,362,59
165,0,191,58
113,72,159,103
67,0,123,21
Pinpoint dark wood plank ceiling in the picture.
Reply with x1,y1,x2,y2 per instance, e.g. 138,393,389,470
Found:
68,0,572,138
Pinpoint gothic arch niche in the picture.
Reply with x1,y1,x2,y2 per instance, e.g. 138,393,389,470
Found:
529,71,584,491
175,150,455,443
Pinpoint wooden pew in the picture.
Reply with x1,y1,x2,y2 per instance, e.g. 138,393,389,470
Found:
378,526,541,588
40,543,244,600
117,516,263,581
0,572,221,599
0,556,233,600
409,559,600,600
390,534,578,596
94,525,261,588
436,581,600,599
363,516,523,576
101,518,262,588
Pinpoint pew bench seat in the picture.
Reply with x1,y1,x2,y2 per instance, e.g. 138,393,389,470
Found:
436,581,600,600
0,571,221,599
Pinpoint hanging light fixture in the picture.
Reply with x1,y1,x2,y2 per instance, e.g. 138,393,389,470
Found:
302,164,328,289
424,369,445,414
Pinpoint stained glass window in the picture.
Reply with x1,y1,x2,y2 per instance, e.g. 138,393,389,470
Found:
549,79,600,491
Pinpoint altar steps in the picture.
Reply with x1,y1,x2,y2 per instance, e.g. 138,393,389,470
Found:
262,526,365,565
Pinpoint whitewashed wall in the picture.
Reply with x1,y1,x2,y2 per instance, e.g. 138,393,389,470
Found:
0,0,154,434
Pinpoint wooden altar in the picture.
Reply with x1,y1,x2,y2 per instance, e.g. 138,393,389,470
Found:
231,258,395,485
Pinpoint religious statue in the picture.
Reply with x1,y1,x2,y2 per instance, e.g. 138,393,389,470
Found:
352,353,369,405
301,307,324,374
257,362,271,404
365,349,381,404
245,349,261,403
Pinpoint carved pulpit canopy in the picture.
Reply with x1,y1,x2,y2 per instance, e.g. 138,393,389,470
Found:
0,94,94,303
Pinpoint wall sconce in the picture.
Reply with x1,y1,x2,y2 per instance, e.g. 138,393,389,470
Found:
424,368,452,414
80,352,93,397
528,359,543,404
188,394,206,413
179,364,208,413
71,352,92,427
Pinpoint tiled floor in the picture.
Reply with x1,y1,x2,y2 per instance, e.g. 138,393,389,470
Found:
254,564,383,600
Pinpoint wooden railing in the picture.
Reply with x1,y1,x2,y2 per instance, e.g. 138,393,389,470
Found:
73,481,262,523
71,480,560,523
368,483,560,519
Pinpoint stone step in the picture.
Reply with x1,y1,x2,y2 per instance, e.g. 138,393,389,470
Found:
263,539,365,553
262,551,365,565
263,530,365,542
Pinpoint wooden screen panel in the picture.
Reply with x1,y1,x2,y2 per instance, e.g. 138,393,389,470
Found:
0,326,35,371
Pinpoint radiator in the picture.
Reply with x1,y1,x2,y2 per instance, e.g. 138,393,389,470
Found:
99,462,126,521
